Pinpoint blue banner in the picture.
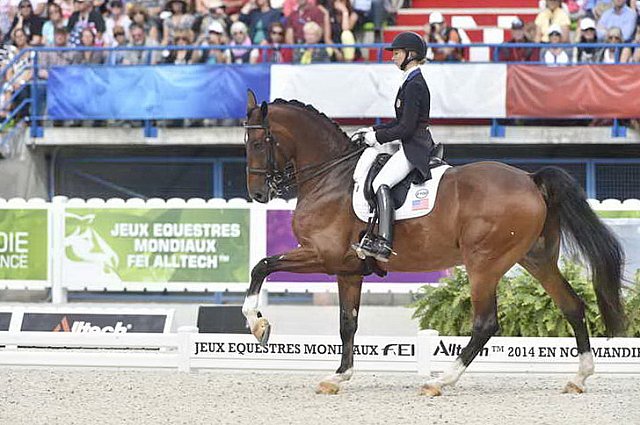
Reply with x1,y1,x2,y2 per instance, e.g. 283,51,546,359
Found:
47,64,271,120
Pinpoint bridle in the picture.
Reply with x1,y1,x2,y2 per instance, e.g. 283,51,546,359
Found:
244,112,365,198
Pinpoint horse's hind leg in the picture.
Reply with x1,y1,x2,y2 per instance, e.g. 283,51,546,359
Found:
316,274,363,395
421,270,500,396
520,238,593,394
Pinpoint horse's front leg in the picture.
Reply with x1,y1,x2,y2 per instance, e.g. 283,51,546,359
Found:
242,247,325,344
317,274,363,395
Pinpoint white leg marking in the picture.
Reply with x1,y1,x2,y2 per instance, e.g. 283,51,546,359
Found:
321,368,354,386
427,359,467,388
569,351,595,389
242,294,259,330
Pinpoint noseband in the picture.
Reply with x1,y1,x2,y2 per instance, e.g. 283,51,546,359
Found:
244,116,366,198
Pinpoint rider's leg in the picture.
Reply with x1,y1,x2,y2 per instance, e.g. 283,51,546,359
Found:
364,146,414,261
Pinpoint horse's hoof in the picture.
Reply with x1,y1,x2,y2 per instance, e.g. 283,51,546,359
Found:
252,317,271,346
420,384,442,397
562,382,585,394
316,381,340,395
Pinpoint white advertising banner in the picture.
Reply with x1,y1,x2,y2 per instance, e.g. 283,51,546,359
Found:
190,333,417,372
427,336,640,374
270,63,507,119
270,64,399,118
424,63,507,118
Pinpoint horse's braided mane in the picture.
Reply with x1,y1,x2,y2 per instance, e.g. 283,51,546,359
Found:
272,98,349,141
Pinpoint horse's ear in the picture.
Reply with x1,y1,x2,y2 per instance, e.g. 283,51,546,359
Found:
246,89,257,116
260,101,269,124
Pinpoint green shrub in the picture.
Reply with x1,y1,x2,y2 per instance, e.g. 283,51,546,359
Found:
412,261,640,337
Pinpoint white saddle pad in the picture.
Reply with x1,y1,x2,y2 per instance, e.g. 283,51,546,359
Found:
352,163,451,222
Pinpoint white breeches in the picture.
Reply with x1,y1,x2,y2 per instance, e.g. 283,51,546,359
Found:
372,145,415,192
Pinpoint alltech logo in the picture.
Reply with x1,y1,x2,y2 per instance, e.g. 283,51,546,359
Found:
52,316,133,333
21,313,168,333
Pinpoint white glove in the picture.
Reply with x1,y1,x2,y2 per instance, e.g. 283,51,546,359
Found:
352,126,373,139
363,131,378,146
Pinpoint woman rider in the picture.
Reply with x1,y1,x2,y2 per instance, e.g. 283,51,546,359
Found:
355,31,435,262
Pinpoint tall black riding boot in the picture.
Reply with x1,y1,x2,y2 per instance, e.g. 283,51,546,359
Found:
373,184,394,261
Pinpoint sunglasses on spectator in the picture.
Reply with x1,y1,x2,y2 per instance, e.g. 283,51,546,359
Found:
19,3,32,8
114,32,125,36
608,36,621,40
271,30,283,35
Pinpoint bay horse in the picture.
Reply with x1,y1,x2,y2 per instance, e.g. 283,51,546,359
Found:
241,90,626,396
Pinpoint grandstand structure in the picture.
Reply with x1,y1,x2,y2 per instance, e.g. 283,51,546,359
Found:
385,0,540,61
0,0,639,203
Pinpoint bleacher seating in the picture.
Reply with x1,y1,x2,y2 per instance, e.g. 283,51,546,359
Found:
383,0,541,61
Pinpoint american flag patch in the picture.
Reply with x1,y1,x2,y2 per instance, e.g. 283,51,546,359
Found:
412,198,430,210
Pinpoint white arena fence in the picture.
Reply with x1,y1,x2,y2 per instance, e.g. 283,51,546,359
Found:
1,328,639,374
0,197,639,302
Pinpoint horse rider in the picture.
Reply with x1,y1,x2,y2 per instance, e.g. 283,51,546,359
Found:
355,31,435,262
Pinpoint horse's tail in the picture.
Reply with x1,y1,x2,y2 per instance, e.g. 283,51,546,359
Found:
532,166,626,337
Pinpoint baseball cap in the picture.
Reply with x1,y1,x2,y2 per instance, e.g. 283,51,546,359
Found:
580,18,596,31
208,21,224,34
429,11,444,24
511,18,524,30
547,24,562,36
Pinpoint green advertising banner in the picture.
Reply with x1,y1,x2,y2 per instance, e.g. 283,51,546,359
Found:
63,208,250,284
0,209,48,281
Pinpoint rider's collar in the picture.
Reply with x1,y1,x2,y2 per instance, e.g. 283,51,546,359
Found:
401,65,421,85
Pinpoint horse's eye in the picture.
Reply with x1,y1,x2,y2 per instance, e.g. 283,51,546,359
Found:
252,140,265,152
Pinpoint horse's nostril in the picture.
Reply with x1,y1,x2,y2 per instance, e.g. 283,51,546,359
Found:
254,192,264,202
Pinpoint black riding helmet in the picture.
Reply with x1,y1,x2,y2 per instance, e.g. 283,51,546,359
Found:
385,31,427,70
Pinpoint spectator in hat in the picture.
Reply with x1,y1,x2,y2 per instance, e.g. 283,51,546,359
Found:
67,0,106,46
128,4,159,43
161,0,196,45
239,0,282,44
6,0,45,45
535,0,570,42
499,17,539,62
195,0,229,43
104,0,132,47
574,17,599,62
198,20,228,63
42,3,66,46
596,0,636,41
542,24,570,64
225,20,259,63
123,22,160,64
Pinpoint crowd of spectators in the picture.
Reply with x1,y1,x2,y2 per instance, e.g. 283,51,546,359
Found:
496,0,640,65
0,0,404,119
0,0,639,123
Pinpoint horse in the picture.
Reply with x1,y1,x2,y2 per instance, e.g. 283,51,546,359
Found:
240,90,626,396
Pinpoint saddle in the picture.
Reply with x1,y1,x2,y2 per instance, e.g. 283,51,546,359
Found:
363,143,446,211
